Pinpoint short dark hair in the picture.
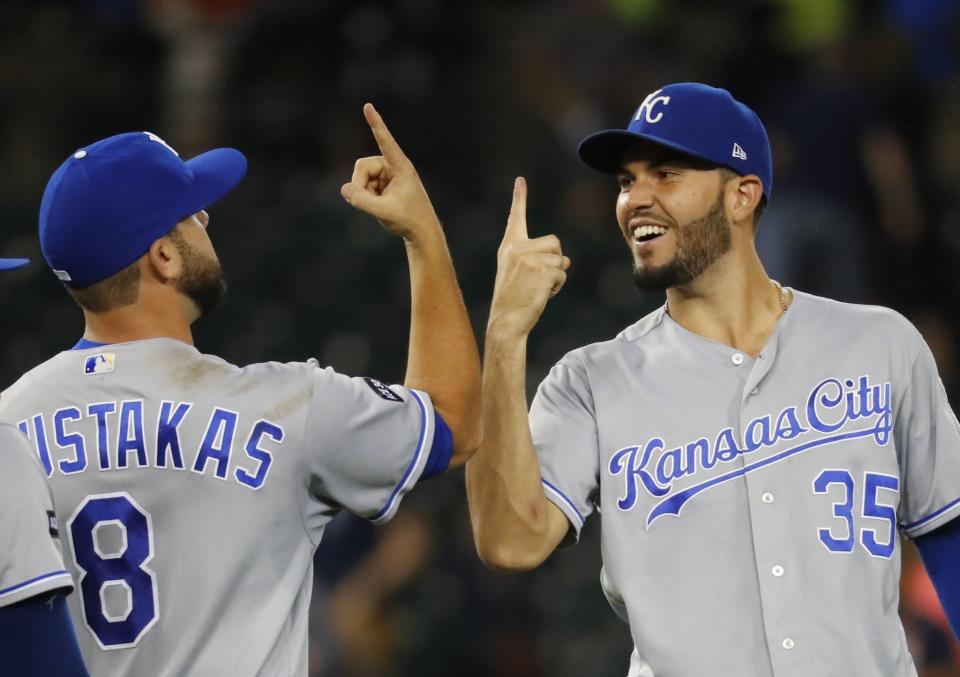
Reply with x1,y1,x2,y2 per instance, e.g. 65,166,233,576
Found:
65,258,141,312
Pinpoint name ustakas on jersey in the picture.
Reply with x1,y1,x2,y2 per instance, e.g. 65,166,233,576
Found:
16,400,283,490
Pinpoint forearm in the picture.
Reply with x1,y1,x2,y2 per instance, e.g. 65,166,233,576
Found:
338,104,481,464
915,517,960,642
465,327,563,570
403,227,482,464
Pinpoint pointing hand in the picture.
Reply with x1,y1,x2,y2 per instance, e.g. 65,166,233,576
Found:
341,104,441,241
488,177,571,337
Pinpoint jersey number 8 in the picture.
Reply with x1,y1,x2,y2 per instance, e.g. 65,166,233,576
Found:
67,492,159,649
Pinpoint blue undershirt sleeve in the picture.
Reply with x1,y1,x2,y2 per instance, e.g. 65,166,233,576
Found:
0,590,89,676
420,411,453,480
914,516,960,643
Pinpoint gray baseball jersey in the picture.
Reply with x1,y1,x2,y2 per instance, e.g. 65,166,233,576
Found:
0,424,73,607
530,290,960,676
0,338,438,676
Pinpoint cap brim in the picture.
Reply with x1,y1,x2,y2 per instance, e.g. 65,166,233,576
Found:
181,148,248,219
0,258,29,271
577,129,720,175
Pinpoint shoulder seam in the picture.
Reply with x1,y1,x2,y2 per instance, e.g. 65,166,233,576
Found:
621,313,666,343
296,364,318,545
552,357,596,414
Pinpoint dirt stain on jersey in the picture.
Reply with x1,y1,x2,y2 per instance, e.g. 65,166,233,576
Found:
265,387,311,421
170,357,235,393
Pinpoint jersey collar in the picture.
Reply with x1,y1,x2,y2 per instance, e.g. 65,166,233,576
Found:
71,338,110,351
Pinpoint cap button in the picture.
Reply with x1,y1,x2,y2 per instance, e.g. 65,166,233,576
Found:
73,150,87,159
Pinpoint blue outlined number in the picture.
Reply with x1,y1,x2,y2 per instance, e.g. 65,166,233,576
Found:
862,473,899,558
67,493,158,649
812,470,899,559
813,469,855,553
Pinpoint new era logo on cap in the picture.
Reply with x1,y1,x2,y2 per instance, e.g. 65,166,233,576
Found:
732,143,747,160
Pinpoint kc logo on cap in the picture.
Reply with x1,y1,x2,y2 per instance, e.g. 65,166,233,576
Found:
634,89,671,125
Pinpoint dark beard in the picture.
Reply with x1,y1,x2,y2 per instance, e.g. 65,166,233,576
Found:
170,231,226,316
632,192,731,291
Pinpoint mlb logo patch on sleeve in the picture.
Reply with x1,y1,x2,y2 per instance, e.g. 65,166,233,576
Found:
84,352,116,375
47,510,60,538
363,377,404,402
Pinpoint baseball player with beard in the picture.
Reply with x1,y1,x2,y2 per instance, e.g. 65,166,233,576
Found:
467,83,960,676
0,105,481,676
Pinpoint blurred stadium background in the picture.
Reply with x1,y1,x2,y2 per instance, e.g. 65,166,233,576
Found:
1,0,959,675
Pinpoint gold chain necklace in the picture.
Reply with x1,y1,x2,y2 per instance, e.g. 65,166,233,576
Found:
771,279,787,314
665,280,788,315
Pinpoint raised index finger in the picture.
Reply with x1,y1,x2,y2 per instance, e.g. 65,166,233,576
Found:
503,176,529,241
363,103,406,165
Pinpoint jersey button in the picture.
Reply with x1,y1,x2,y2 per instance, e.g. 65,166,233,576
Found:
771,565,784,577
731,353,745,366
782,638,795,650
761,492,774,504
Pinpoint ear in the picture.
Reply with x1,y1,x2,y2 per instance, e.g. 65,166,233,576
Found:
726,174,764,227
144,234,182,283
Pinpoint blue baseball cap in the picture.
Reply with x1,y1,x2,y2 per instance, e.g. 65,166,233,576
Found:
39,131,247,287
0,258,29,271
578,83,773,198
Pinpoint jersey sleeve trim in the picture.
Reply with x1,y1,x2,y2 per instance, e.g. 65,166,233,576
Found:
420,412,453,480
903,496,960,537
541,478,585,533
0,570,73,607
369,389,433,525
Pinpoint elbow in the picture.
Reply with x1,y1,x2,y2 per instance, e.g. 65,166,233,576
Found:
448,433,481,468
474,538,547,573
428,378,482,465
441,413,483,469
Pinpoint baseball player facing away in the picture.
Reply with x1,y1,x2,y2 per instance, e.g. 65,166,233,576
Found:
0,256,89,676
467,83,960,676
0,105,481,676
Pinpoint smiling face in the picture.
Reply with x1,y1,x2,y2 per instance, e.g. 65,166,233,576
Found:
615,142,734,291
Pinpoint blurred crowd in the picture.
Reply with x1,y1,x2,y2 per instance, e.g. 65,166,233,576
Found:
1,0,958,675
